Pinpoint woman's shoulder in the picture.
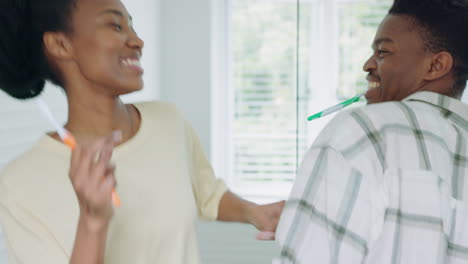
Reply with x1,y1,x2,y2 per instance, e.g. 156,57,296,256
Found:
0,137,60,191
133,101,186,121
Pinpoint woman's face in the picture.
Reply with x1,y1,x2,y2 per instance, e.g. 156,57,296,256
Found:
65,0,144,95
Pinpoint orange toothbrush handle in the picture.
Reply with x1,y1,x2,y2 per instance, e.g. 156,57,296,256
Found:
64,132,121,207
63,133,77,150
112,190,121,207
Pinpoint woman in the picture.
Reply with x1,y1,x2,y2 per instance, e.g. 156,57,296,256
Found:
0,0,284,263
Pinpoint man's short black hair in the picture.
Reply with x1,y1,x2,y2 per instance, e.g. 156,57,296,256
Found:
389,0,468,96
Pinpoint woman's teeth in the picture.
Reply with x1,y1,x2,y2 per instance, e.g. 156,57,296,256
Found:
122,59,142,68
368,82,380,89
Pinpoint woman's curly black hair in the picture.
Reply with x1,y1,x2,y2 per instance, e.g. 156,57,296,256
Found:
389,0,468,95
0,0,76,99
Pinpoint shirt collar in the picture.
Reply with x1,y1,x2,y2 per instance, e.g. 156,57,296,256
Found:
403,91,468,119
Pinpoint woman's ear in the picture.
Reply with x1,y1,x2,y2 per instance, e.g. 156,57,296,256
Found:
424,51,454,81
43,32,74,61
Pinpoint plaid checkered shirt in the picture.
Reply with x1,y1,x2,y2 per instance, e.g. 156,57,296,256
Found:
274,91,468,264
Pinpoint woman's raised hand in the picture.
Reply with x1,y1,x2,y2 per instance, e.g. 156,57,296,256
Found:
69,131,122,230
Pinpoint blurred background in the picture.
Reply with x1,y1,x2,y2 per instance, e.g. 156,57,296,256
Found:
1,0,466,263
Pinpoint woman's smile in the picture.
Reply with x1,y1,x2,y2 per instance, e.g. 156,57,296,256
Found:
120,56,144,75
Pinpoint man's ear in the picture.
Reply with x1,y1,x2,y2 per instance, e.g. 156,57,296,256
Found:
43,32,74,60
424,51,454,81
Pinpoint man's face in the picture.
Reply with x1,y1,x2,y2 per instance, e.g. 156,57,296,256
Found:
363,14,433,104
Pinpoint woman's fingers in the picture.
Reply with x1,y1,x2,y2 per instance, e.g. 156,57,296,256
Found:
70,145,81,178
68,131,122,219
100,168,117,197
89,140,114,189
255,231,276,241
70,140,106,197
71,132,120,179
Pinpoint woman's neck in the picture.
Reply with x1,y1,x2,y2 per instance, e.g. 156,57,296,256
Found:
64,91,140,145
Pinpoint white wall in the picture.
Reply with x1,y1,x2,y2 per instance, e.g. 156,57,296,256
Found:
159,0,212,149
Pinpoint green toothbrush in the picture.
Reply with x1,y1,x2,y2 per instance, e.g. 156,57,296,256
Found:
307,93,365,121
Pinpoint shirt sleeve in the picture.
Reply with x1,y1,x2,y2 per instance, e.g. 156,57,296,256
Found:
185,122,228,221
0,182,69,264
274,146,384,264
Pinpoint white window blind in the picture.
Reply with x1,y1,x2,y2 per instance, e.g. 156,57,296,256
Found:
212,0,392,198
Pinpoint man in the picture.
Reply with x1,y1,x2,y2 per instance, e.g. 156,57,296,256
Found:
275,0,468,263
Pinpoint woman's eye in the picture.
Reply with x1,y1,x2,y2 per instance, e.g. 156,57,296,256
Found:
113,24,123,31
377,50,388,55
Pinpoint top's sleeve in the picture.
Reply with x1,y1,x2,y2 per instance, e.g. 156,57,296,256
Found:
0,181,69,264
185,122,228,221
274,145,384,264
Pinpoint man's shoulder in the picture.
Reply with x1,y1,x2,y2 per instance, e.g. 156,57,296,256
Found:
346,100,417,120
323,101,406,131
334,99,439,129
315,100,440,147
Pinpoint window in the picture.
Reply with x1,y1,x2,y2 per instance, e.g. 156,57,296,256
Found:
212,0,396,198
